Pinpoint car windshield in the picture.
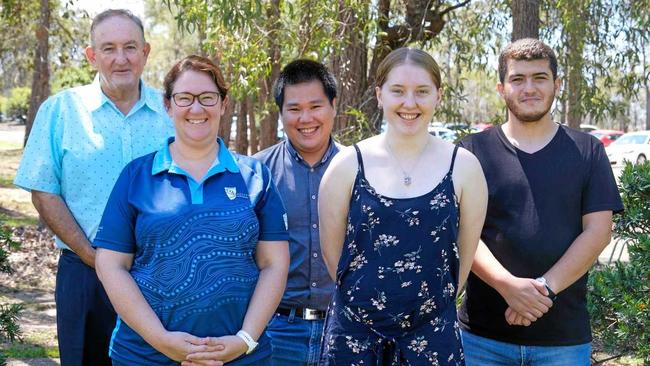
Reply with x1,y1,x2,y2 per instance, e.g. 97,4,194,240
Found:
591,132,603,138
612,134,648,145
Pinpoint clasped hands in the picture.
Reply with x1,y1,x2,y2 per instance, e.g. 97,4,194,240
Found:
156,331,248,366
499,277,554,327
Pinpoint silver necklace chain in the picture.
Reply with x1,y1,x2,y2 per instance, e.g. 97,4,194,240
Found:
385,138,430,186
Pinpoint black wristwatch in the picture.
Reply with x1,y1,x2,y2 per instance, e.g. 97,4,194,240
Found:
535,277,557,301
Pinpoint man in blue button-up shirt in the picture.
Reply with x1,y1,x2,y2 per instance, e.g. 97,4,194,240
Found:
14,9,173,366
254,59,341,366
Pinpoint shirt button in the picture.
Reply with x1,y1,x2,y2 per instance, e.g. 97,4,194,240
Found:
311,194,316,200
312,223,318,229
312,282,317,287
310,168,314,172
313,252,318,258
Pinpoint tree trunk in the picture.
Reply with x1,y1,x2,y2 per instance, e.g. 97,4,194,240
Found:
511,0,540,41
363,0,469,132
219,98,234,147
259,0,282,150
236,99,249,154
565,2,587,130
645,78,650,130
643,45,650,131
363,0,391,131
248,96,259,154
24,0,50,146
330,0,368,135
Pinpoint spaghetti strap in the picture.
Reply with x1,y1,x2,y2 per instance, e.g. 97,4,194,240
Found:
353,144,366,176
449,145,460,174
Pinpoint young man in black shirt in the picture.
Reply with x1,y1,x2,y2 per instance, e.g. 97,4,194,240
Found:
458,38,623,365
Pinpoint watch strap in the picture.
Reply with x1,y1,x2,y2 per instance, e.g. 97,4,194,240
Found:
236,330,258,355
536,277,557,301
544,283,557,301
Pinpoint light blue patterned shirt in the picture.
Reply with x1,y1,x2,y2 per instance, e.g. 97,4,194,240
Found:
14,78,174,249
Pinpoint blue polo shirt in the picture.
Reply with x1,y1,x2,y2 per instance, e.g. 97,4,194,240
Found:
254,139,340,311
94,137,289,365
14,78,174,249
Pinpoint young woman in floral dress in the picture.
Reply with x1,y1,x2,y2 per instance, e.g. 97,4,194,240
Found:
319,47,488,365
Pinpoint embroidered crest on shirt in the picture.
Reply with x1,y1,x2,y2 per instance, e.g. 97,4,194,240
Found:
225,187,237,200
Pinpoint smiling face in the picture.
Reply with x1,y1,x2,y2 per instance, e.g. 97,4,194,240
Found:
280,80,336,164
167,70,227,147
85,15,150,96
376,63,440,136
498,59,560,124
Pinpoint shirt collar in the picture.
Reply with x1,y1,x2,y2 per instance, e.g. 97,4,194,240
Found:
85,75,164,115
152,136,240,176
284,137,337,166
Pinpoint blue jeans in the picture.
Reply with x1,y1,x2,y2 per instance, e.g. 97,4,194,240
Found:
462,330,591,366
266,310,324,366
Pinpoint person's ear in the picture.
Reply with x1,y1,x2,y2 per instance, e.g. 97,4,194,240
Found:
85,46,97,68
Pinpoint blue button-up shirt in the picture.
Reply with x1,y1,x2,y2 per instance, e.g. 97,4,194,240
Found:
254,138,341,310
14,78,174,249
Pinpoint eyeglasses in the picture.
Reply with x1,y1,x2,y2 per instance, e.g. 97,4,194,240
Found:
172,92,221,107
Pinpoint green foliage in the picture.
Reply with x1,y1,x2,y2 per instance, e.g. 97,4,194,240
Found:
334,108,375,146
589,161,650,362
51,60,94,93
2,87,30,124
0,95,6,122
0,222,23,366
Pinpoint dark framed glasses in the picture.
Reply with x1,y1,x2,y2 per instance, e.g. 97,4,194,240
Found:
172,92,221,107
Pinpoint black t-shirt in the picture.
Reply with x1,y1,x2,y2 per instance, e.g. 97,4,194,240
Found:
458,125,623,346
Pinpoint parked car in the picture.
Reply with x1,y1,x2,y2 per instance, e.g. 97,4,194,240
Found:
473,123,493,132
606,131,650,166
579,124,599,133
590,129,624,147
429,126,456,141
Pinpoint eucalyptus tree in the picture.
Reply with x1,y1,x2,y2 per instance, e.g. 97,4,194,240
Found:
165,0,474,150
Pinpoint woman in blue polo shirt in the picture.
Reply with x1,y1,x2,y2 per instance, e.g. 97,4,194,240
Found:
94,55,290,365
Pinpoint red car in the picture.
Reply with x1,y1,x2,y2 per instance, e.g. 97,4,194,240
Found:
591,129,624,147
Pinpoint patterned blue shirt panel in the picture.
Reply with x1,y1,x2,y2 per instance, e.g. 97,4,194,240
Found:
93,141,288,365
13,78,174,249
254,139,340,310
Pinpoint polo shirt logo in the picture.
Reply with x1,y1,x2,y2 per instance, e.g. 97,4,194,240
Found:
225,187,237,200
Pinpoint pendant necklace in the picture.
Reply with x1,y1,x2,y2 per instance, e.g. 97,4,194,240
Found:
385,138,430,186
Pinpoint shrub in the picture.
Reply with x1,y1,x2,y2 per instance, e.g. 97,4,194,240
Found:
4,87,31,124
52,62,94,94
588,161,650,363
0,224,23,366
0,96,7,122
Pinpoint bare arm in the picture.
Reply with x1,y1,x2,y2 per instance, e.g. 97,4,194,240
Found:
32,190,96,267
543,210,612,294
453,149,488,291
319,149,357,281
184,240,289,364
95,249,211,362
505,211,613,325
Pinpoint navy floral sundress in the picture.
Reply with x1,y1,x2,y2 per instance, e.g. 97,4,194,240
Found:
320,144,464,366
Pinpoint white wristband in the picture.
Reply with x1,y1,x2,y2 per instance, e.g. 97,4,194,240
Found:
236,330,258,355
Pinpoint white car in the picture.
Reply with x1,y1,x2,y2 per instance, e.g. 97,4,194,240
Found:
606,131,650,166
428,126,457,141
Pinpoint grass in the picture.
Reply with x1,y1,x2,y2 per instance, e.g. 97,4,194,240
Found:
0,325,59,359
1,343,59,359
0,141,21,151
0,175,13,188
0,213,38,227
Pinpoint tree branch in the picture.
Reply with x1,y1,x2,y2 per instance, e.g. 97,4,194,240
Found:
440,0,471,17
